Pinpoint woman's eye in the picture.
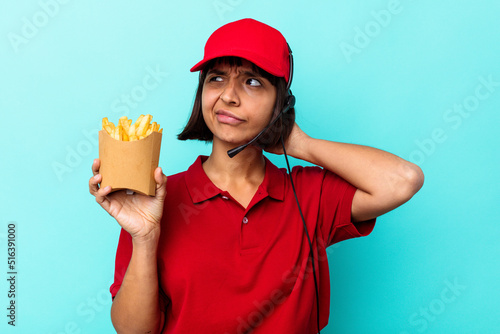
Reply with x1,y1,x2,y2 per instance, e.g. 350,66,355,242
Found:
208,76,223,82
247,78,262,87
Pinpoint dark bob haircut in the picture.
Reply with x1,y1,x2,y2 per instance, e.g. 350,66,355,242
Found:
177,56,295,150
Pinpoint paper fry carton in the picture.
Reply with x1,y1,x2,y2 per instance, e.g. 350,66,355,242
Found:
98,130,162,196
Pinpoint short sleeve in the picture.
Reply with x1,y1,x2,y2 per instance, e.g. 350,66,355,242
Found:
109,228,133,299
317,169,376,247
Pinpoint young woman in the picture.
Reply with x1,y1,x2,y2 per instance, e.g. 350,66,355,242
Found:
89,18,424,334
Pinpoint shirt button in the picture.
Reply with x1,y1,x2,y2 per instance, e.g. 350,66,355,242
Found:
221,196,228,200
242,217,249,224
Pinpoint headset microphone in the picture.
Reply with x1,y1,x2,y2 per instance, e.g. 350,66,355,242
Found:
226,94,295,158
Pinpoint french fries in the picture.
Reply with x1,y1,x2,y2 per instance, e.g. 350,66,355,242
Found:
102,115,162,141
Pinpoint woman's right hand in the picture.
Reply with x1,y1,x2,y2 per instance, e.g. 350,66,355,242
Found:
89,159,167,243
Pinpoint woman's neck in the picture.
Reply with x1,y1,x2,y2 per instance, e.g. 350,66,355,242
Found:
202,139,266,205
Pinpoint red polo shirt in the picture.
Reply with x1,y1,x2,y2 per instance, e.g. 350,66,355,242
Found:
110,156,375,333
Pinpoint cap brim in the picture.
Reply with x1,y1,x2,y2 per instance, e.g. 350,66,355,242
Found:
190,50,287,82
190,59,209,73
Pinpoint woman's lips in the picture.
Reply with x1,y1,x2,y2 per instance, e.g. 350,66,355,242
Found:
216,110,244,124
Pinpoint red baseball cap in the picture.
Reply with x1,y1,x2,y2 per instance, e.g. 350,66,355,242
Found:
190,18,290,83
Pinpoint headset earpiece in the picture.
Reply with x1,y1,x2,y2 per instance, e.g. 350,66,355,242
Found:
284,92,296,113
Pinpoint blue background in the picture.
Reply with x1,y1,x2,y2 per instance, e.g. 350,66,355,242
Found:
1,0,499,333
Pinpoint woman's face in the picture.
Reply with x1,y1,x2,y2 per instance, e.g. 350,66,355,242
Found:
201,59,277,147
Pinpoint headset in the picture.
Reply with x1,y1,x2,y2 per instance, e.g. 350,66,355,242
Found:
227,45,322,334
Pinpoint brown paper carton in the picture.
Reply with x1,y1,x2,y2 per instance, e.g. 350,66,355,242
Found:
98,130,162,196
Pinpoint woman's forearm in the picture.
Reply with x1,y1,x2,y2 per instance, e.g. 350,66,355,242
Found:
111,235,163,334
288,132,424,221
296,137,423,195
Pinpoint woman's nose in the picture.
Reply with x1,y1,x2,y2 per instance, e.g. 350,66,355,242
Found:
220,79,240,106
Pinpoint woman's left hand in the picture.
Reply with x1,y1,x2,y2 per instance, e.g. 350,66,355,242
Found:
265,123,310,158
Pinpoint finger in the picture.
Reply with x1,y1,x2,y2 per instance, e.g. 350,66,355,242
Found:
92,159,100,175
94,183,113,211
89,173,111,196
89,173,101,195
154,167,168,200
